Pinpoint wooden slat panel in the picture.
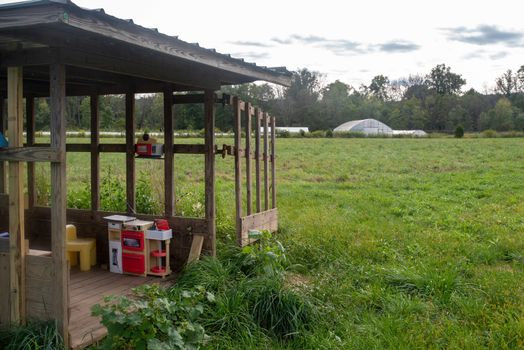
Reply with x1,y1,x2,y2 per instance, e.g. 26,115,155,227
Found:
164,88,174,216
204,90,216,256
0,252,9,325
7,66,25,323
50,63,68,345
255,109,261,213
26,96,36,207
239,209,278,247
0,147,61,162
25,254,54,320
263,113,269,211
90,95,100,211
271,116,277,209
125,93,135,214
245,103,252,215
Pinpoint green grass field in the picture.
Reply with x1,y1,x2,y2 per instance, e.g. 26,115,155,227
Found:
37,137,524,348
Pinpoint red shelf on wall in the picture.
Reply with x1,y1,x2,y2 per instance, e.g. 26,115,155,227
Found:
150,250,166,257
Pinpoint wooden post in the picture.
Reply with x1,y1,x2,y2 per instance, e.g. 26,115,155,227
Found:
263,113,269,211
90,95,100,211
125,93,135,214
245,103,252,215
26,96,36,207
204,90,216,256
0,96,7,193
50,64,68,345
7,66,25,324
233,97,242,245
255,109,261,213
164,87,174,217
270,116,276,209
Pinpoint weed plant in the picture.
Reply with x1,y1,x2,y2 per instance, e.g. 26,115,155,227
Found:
0,321,63,350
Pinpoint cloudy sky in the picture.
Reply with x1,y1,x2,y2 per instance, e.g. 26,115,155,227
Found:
6,0,524,91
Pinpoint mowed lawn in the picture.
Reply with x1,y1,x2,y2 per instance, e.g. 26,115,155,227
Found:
37,137,524,348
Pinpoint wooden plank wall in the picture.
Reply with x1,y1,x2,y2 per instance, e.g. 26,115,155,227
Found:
25,254,55,320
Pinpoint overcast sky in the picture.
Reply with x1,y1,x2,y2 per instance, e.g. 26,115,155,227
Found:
5,0,524,91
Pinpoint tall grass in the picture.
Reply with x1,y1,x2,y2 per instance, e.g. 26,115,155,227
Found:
0,321,63,350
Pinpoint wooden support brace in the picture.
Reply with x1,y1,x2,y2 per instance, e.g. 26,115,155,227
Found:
187,234,205,263
164,87,174,216
233,97,243,245
90,95,100,211
7,66,25,324
204,90,216,256
125,93,135,214
26,96,36,207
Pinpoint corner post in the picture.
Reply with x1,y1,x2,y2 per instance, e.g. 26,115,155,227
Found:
7,66,25,324
90,95,100,211
50,63,68,345
125,93,135,214
204,90,216,255
164,87,174,217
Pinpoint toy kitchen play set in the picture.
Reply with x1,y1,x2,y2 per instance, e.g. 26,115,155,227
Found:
103,215,172,278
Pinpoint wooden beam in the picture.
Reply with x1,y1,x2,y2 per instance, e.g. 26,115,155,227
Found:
90,95,100,211
239,209,279,247
245,103,252,215
255,109,261,213
49,63,68,346
0,96,7,194
164,87,174,216
233,97,242,245
187,235,204,263
7,66,25,324
0,147,61,162
263,113,269,211
31,143,206,154
271,116,277,209
204,90,216,256
125,93,135,214
26,96,36,208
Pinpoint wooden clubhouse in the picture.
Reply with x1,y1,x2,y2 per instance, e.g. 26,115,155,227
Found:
0,0,291,348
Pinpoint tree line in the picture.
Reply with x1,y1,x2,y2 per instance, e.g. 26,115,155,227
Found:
32,64,524,133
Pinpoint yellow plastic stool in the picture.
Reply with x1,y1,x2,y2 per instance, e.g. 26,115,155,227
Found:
66,224,96,272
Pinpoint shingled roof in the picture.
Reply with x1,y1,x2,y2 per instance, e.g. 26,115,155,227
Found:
0,0,292,95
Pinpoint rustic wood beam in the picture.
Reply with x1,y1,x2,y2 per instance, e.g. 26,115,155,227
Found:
90,95,100,211
255,109,261,213
164,87,174,216
125,93,135,214
49,63,68,346
233,97,242,245
26,96,36,207
263,113,269,211
0,147,61,162
31,143,207,154
204,90,216,256
271,116,276,209
0,96,6,193
7,66,25,324
245,102,252,215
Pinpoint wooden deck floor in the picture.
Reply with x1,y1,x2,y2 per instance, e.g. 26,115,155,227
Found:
69,268,155,349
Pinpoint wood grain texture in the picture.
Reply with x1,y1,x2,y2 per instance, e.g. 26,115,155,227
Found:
90,95,100,211
255,109,261,213
7,66,25,324
263,113,270,211
245,103,252,215
187,235,204,263
239,209,279,247
49,63,68,346
0,147,61,162
164,87,174,216
204,90,216,256
233,97,243,245
0,96,6,194
125,93,136,214
26,97,36,207
271,116,277,209
0,253,9,325
25,254,54,320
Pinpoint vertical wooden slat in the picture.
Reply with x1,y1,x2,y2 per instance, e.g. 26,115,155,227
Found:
271,116,276,209
164,87,174,217
204,90,216,256
125,93,135,214
7,66,25,324
0,96,7,193
90,95,100,211
26,96,36,208
233,97,242,245
49,64,68,345
245,103,252,215
263,113,269,211
255,109,261,213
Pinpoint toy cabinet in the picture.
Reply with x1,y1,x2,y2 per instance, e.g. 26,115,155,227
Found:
103,215,136,274
146,228,172,277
